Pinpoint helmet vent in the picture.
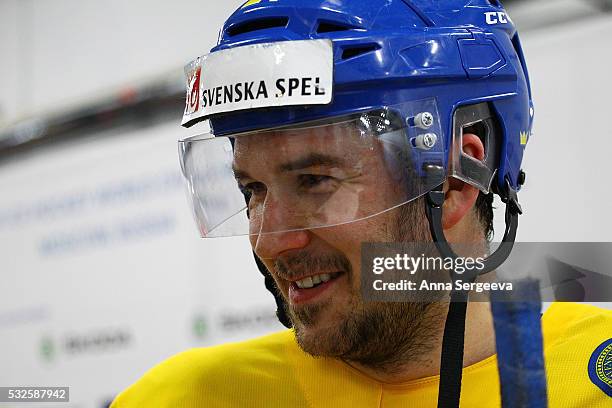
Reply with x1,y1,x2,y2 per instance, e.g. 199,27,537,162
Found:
341,44,381,60
227,17,289,37
316,20,361,34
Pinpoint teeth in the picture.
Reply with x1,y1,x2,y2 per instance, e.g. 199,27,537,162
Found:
295,273,335,289
302,276,314,289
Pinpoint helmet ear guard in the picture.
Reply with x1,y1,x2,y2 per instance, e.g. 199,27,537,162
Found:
450,102,500,195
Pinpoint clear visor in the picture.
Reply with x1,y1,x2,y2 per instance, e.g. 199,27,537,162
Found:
179,99,446,237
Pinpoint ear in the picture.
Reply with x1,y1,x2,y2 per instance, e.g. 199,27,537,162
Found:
442,133,485,230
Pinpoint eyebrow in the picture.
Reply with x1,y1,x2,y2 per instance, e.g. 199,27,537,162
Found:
232,153,346,181
278,153,346,172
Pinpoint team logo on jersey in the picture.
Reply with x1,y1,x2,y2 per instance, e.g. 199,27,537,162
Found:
589,338,612,397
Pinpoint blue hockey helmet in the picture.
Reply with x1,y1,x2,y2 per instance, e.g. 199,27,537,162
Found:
179,0,532,239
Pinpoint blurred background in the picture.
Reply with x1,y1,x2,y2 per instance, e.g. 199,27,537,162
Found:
1,0,611,407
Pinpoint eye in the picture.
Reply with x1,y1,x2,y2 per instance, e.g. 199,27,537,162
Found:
297,174,337,193
239,182,266,200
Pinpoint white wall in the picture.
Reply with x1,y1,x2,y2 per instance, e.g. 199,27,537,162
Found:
513,15,612,241
0,0,243,124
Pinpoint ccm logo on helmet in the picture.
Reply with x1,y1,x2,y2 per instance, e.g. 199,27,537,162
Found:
485,11,512,25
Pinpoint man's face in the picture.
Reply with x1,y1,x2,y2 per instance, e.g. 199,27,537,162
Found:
232,122,441,368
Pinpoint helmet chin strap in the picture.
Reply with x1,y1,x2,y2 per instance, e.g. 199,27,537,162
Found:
425,179,521,408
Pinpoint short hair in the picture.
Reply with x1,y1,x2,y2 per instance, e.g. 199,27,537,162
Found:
475,191,494,241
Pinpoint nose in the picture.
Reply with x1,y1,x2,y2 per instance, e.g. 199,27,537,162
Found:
250,191,310,259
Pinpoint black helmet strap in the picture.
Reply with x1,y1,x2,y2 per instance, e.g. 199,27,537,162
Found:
425,179,521,408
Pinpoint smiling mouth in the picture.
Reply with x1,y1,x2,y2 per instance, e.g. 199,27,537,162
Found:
292,272,343,289
288,272,345,305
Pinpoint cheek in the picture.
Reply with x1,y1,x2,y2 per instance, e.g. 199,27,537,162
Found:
312,226,364,282
248,208,263,235
317,215,399,278
355,147,408,214
249,235,284,289
260,257,289,295
249,233,258,250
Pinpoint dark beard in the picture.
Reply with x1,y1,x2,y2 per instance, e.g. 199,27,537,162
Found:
279,198,446,373
289,298,445,373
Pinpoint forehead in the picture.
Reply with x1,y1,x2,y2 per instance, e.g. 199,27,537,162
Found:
232,121,377,169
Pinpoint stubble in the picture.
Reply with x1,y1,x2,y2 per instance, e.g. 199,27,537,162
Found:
277,198,446,373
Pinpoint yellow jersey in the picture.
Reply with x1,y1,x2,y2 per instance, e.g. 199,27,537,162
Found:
112,303,612,407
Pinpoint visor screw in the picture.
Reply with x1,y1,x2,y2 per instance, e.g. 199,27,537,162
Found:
415,112,434,129
415,133,438,150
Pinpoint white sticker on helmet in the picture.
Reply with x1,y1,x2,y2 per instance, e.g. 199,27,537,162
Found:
182,39,334,126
